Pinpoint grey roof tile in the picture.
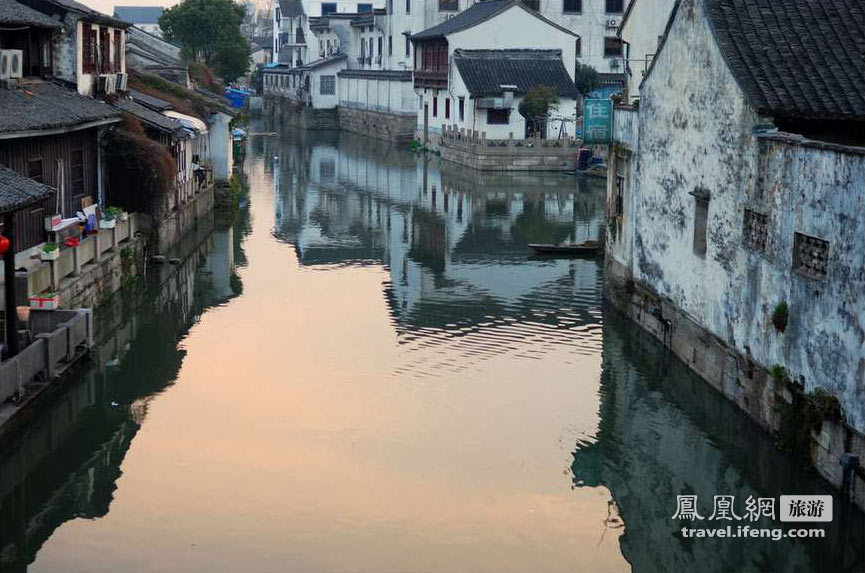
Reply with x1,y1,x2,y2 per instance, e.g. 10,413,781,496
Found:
0,82,121,136
412,0,577,41
0,165,55,215
111,98,186,137
128,88,173,111
706,0,865,120
454,49,579,98
113,6,163,24
0,0,62,28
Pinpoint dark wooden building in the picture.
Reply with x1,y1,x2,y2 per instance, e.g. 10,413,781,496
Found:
0,82,120,251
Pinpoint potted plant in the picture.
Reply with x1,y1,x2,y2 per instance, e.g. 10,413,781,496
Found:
29,292,60,310
40,242,60,261
99,206,118,229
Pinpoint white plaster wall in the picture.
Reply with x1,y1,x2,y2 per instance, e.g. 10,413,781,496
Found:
626,0,865,431
75,22,125,96
620,0,677,102
208,112,234,181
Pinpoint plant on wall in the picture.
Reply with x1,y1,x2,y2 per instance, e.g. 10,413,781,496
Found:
771,301,789,333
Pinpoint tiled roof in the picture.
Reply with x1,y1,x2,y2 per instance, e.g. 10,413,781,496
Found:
706,0,865,121
0,0,61,28
18,0,129,27
111,98,187,137
128,88,173,111
454,49,579,98
0,82,121,136
0,166,54,215
113,6,163,24
303,53,347,70
278,0,303,17
412,0,577,41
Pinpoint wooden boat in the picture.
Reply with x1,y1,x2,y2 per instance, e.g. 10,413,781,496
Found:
528,240,602,255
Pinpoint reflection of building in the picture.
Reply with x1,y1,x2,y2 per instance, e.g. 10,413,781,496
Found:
268,130,606,331
572,312,865,573
0,218,242,570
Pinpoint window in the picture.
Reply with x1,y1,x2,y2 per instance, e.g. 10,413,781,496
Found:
743,209,768,252
432,96,438,117
27,159,43,183
114,30,122,72
438,0,458,11
320,74,336,94
100,27,111,73
82,25,98,73
521,0,539,11
358,3,373,12
71,148,85,203
406,0,411,12
487,108,510,124
793,232,829,279
405,36,411,57
613,154,627,217
458,97,465,122
692,189,710,258
564,0,582,12
377,36,383,58
445,98,450,119
605,0,624,13
321,3,337,15
604,37,623,57
388,35,393,56
575,37,581,57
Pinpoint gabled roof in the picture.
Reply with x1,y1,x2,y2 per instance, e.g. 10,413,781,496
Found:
0,82,121,138
304,53,347,71
277,0,303,17
111,98,187,138
411,0,577,41
19,0,129,27
128,89,173,111
454,49,578,98
705,0,865,121
113,6,163,24
0,166,55,215
0,0,62,28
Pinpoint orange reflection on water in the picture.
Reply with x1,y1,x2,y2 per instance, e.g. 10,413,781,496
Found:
32,155,626,573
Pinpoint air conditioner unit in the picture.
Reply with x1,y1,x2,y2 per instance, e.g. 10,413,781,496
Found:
609,58,621,69
100,74,116,95
606,18,619,28
476,97,505,109
0,50,23,79
116,72,128,91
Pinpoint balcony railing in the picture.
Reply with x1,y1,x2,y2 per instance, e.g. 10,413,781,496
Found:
414,69,448,89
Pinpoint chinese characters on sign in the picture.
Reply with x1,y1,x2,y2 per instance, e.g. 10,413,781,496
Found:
582,99,613,144
672,495,831,522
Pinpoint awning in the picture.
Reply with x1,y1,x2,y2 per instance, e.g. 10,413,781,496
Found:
163,111,208,136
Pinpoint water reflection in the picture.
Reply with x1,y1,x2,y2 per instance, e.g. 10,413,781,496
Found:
575,311,865,572
0,212,247,571
268,130,606,370
0,125,860,572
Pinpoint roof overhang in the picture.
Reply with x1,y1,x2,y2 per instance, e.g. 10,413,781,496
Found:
0,116,121,140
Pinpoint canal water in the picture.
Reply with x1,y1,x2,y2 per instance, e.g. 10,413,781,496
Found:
0,127,862,572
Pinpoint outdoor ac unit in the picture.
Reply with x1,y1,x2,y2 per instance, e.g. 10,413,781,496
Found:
100,74,116,95
606,18,619,28
0,50,23,79
116,72,128,91
476,97,505,109
609,58,621,69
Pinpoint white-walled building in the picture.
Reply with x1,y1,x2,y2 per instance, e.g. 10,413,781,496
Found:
411,0,579,143
273,0,385,66
617,0,676,102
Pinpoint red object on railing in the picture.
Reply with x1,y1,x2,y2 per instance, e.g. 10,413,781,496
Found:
0,235,10,256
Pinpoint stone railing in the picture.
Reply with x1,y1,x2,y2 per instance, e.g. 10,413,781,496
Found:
23,214,139,298
441,124,580,151
0,308,93,404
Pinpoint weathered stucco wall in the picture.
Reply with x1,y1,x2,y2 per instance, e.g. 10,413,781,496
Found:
605,0,865,504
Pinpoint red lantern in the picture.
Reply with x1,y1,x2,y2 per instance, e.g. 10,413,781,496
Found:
0,235,9,256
